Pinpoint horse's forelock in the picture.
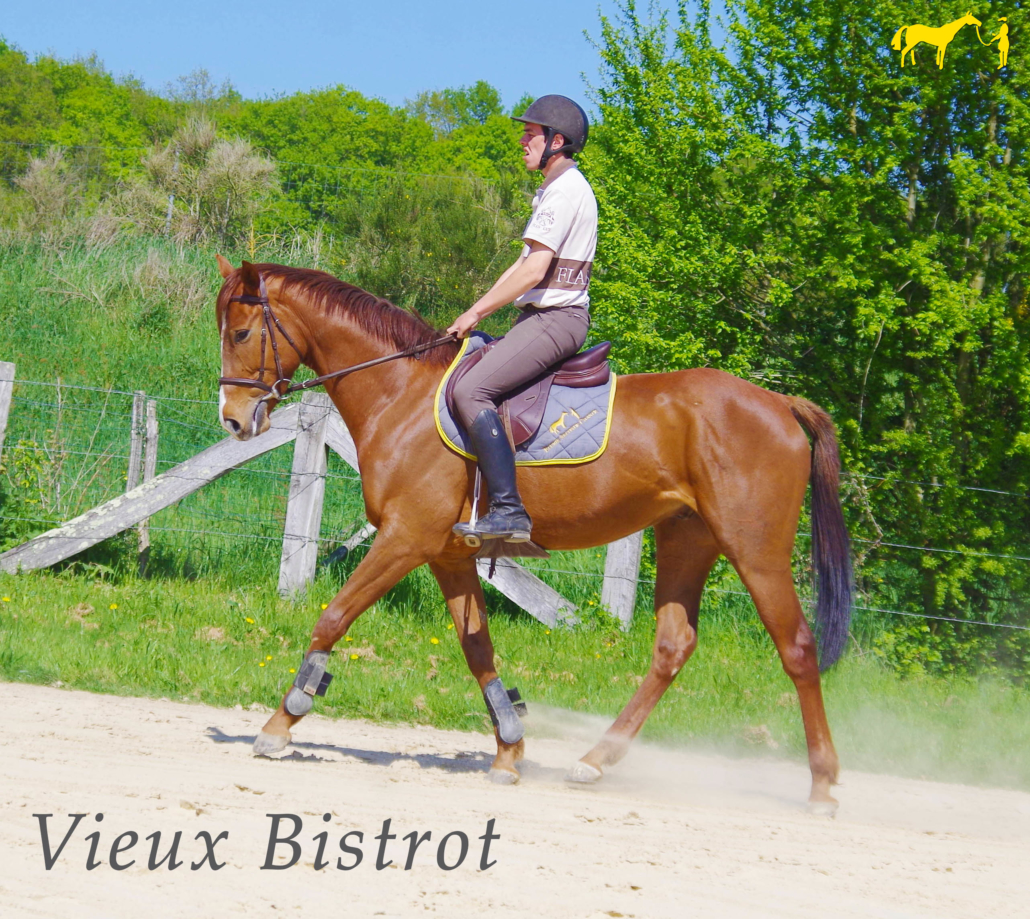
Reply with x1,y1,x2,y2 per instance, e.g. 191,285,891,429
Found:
215,271,242,335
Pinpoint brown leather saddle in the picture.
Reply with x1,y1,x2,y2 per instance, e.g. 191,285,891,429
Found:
445,339,612,446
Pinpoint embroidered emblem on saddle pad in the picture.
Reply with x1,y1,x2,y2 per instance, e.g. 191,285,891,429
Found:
434,332,617,466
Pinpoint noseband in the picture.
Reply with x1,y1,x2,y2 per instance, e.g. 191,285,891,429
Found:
218,272,454,401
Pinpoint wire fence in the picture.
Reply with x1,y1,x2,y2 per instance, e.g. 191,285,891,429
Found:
0,379,369,583
1,373,1028,635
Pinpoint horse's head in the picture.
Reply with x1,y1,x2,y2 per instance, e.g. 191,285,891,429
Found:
216,256,304,440
965,11,982,27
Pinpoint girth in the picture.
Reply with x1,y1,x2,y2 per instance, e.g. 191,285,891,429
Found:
445,341,611,446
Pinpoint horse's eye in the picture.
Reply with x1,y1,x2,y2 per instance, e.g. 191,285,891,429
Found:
234,329,251,344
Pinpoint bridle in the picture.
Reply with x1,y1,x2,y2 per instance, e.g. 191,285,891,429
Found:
218,273,455,402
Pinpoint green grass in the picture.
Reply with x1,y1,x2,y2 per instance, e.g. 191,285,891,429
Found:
2,563,1029,792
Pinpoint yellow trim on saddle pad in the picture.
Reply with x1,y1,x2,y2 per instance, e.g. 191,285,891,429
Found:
433,336,617,467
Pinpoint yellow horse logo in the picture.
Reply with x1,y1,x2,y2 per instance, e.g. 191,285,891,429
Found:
891,12,981,68
549,407,582,436
550,412,569,435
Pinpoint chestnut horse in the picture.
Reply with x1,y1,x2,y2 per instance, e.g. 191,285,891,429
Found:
216,257,852,813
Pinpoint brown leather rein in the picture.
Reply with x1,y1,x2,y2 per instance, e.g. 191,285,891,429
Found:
218,274,455,401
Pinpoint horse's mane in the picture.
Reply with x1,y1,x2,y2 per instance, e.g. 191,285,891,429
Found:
221,264,459,368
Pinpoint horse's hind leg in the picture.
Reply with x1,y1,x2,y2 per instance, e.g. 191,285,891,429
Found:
430,558,525,784
732,562,840,814
569,515,719,783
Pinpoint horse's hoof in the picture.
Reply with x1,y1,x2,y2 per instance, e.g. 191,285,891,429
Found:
488,767,520,786
253,731,291,756
807,798,838,817
565,761,603,784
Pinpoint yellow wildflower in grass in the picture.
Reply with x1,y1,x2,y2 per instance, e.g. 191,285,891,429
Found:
1,597,9,602
289,668,296,674
430,637,440,645
321,604,328,610
446,623,454,630
109,604,118,610
345,636,353,642
259,662,265,668
545,629,551,635
266,655,273,661
350,653,359,660
245,617,255,624
595,653,601,659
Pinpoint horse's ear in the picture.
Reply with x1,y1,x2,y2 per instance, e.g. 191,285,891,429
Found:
240,260,261,294
216,254,234,279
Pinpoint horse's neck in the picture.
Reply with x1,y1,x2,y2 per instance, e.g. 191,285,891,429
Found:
298,310,440,451
945,19,966,39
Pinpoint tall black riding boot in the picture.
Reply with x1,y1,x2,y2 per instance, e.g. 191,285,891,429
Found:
459,409,532,543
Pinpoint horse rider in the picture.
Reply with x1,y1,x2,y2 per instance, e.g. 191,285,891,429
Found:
446,94,598,544
986,17,1009,68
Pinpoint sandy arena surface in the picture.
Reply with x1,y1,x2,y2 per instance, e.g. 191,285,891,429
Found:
1,681,1029,918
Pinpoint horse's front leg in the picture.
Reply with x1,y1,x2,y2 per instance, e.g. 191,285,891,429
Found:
430,558,526,784
254,526,429,754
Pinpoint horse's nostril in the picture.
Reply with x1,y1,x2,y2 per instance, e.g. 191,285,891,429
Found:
225,417,242,435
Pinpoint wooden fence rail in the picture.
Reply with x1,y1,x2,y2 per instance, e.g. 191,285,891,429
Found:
0,368,645,627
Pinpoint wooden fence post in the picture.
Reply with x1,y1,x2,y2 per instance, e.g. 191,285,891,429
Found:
601,530,644,630
138,399,159,559
0,361,15,460
278,391,331,597
127,391,146,492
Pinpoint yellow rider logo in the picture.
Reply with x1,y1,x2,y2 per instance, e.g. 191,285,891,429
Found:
986,18,1010,68
891,12,1011,69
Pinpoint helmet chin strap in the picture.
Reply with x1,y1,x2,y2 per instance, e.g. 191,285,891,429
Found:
537,127,572,171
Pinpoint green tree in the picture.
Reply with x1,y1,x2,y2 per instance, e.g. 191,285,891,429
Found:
0,40,60,146
407,80,505,135
588,0,1030,673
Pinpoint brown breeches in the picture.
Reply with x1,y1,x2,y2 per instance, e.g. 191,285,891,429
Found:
451,306,590,429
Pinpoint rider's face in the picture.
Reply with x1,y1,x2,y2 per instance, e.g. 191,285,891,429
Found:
519,123,563,171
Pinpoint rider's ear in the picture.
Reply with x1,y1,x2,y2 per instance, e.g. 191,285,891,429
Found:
240,260,261,295
216,254,235,279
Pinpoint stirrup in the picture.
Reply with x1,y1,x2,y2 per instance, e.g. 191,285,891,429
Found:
453,466,486,547
452,520,483,548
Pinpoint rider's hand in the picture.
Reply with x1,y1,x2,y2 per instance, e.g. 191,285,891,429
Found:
446,310,479,339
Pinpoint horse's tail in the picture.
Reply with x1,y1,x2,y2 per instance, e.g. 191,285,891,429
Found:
891,25,907,50
787,397,854,670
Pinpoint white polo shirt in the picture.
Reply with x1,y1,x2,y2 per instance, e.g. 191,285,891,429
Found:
514,161,598,310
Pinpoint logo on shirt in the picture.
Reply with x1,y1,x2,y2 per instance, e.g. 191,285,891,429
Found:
532,208,556,232
556,266,588,288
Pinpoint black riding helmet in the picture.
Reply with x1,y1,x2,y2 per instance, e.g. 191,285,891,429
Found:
512,95,589,170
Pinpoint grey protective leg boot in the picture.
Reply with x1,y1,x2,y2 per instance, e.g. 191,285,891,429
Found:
460,409,531,543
